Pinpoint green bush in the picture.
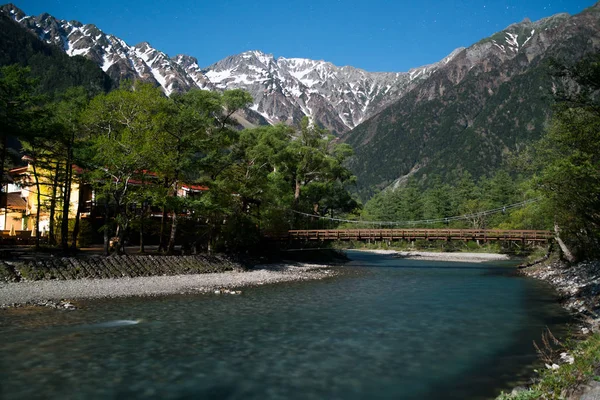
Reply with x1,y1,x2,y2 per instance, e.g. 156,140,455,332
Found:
51,218,94,248
496,389,543,400
497,333,600,400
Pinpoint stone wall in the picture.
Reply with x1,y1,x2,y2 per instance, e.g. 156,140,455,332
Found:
0,255,242,282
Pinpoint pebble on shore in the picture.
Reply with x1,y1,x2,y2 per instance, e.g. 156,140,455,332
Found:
0,263,337,307
521,260,600,332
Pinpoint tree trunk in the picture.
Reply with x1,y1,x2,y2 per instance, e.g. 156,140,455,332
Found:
167,212,178,255
158,177,170,252
48,160,61,245
139,204,145,253
61,136,74,253
139,218,145,253
554,222,576,263
294,179,301,205
71,180,84,250
116,211,128,255
61,165,72,252
167,145,183,255
32,162,41,250
159,205,168,252
167,178,179,255
0,134,7,196
103,196,110,256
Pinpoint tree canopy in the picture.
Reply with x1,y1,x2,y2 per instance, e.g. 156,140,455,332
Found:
533,55,600,260
4,75,358,255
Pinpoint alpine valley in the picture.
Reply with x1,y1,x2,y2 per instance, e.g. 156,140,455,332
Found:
2,2,600,197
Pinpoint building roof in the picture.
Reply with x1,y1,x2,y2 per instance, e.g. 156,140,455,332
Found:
8,166,28,176
182,184,209,192
9,161,209,193
0,192,27,211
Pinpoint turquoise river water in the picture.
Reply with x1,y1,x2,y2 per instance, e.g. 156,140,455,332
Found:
0,251,571,399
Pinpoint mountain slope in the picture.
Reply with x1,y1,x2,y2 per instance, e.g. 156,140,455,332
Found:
342,3,600,198
1,5,202,94
0,10,113,95
0,3,461,134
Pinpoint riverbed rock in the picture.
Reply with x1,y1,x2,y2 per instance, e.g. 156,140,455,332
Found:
560,352,575,364
511,386,528,395
566,380,600,400
521,259,600,399
522,260,600,330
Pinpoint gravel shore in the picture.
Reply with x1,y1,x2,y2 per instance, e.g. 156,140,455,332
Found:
356,249,511,263
521,260,600,332
0,263,336,306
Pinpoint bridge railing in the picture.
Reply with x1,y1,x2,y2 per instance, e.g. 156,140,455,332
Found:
269,229,554,242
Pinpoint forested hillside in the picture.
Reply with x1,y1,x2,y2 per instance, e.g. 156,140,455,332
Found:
343,4,600,199
0,12,113,95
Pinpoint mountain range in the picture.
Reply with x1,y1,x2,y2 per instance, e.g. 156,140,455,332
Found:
2,2,599,199
1,3,462,135
342,3,600,196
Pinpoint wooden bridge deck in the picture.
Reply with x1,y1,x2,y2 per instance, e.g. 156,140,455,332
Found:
270,229,554,243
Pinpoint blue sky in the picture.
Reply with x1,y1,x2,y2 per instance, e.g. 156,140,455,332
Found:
17,0,597,72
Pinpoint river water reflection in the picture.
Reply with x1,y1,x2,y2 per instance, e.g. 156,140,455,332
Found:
0,251,571,399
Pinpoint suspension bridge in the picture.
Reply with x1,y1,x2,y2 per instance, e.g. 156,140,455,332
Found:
268,228,554,244
268,199,554,244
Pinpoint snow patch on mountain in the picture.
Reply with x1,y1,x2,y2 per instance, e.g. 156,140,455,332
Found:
1,4,465,133
523,29,536,46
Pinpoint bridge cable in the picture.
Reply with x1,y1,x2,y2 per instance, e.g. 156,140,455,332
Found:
291,198,540,226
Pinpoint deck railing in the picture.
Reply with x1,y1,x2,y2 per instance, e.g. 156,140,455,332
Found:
267,229,554,243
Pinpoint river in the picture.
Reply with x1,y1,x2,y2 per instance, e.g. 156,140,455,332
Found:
0,251,571,399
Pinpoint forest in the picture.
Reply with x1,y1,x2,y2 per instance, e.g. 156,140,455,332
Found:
0,66,357,255
1,44,599,261
358,54,600,261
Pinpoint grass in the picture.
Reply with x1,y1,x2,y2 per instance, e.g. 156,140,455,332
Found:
524,247,550,264
497,333,600,399
496,389,543,400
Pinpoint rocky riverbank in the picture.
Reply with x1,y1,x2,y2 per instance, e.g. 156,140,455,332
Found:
0,262,337,307
356,249,512,263
498,260,600,400
520,260,600,333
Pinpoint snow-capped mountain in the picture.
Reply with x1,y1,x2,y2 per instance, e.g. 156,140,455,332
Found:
3,3,568,135
3,5,206,95
1,3,461,134
203,49,463,134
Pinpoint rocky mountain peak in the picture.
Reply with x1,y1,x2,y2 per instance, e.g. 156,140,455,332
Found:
2,3,24,19
242,50,275,64
0,4,495,134
134,41,152,51
173,54,198,66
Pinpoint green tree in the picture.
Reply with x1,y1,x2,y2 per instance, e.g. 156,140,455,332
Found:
0,65,38,193
398,178,423,224
221,124,294,233
82,82,169,254
288,117,356,217
534,56,600,260
52,87,92,251
422,176,453,224
159,88,252,254
20,107,56,249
